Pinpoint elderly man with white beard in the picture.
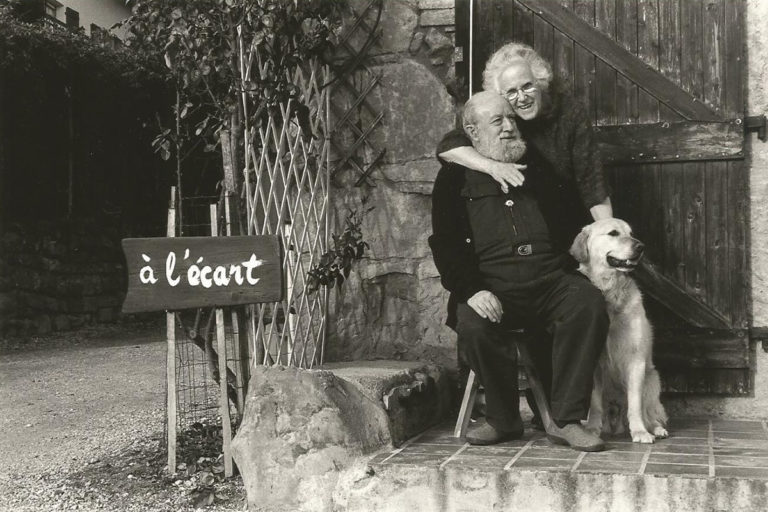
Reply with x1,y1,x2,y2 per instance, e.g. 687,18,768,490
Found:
429,92,608,451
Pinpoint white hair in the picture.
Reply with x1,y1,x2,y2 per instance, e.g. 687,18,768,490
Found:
462,91,501,131
482,42,553,93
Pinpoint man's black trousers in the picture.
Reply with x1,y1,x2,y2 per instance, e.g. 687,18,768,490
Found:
455,271,609,432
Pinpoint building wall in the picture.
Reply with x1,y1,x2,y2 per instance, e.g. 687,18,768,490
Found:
326,0,459,367
51,0,130,37
326,0,768,419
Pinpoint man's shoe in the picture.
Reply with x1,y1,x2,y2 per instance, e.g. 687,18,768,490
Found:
466,421,524,446
547,423,606,452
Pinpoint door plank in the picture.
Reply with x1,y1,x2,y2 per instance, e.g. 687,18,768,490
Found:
660,154,683,281
653,329,749,369
634,259,730,329
722,0,744,118
682,162,707,302
533,13,555,67
513,0,534,47
637,0,660,122
572,0,596,122
615,0,638,123
705,162,730,319
593,120,744,164
552,28,575,88
517,0,721,120
661,369,750,395
727,159,749,329
472,0,498,94
594,0,617,125
658,0,681,86
680,0,704,102
702,0,724,114
722,2,748,331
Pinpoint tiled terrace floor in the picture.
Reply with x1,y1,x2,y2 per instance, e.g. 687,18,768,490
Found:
371,418,768,480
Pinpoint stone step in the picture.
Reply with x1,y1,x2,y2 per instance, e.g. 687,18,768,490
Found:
233,361,455,512
342,421,768,512
321,361,454,446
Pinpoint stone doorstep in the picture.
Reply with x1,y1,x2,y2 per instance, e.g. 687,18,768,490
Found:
319,361,454,447
342,420,768,512
346,462,768,512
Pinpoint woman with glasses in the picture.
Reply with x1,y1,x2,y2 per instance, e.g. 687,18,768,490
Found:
437,42,613,236
435,42,614,435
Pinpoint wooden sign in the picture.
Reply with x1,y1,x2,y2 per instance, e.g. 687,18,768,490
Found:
121,236,283,313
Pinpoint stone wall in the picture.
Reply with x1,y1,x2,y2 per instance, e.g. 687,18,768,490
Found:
325,0,460,367
0,220,126,336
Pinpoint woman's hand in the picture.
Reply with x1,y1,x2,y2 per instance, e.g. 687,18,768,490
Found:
488,160,527,193
589,196,613,220
439,146,526,193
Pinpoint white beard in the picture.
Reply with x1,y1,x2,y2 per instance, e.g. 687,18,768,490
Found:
476,137,527,163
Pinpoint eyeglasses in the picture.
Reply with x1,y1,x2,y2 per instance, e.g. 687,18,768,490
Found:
503,83,537,103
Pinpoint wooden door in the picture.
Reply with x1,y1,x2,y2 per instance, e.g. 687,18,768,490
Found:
456,0,750,394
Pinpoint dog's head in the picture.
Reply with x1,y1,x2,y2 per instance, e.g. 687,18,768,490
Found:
570,218,645,272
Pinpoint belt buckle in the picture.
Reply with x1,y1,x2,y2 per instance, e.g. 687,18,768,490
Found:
517,244,533,256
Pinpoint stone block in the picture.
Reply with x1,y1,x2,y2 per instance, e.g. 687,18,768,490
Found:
366,59,455,164
232,365,392,512
97,307,117,323
409,30,425,54
346,0,417,56
53,314,71,331
425,27,452,53
69,314,88,329
66,296,97,314
321,361,453,446
419,0,453,9
0,292,17,314
20,292,60,312
375,159,440,194
419,8,454,27
32,314,52,335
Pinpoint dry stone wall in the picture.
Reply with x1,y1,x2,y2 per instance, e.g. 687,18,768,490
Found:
325,0,460,367
0,220,126,336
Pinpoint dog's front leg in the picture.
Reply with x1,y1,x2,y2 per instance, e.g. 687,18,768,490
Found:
627,360,654,443
585,367,604,435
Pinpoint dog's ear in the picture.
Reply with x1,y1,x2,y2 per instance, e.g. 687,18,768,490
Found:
570,227,590,263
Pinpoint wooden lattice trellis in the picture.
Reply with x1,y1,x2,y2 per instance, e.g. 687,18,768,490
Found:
330,0,385,187
236,1,383,369
239,49,332,369
164,1,385,475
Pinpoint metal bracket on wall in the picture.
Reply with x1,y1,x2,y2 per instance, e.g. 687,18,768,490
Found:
744,115,767,142
749,327,768,352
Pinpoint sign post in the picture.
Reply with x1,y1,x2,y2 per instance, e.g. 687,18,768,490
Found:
122,231,283,476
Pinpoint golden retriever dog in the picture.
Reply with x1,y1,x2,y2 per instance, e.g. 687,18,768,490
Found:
570,218,668,443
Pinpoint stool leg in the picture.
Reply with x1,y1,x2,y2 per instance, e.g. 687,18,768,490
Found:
454,370,480,438
516,343,556,435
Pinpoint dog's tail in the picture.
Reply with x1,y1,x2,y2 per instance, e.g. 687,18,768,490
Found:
642,368,668,428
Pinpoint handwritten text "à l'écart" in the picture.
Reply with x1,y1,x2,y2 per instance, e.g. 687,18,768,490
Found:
139,249,264,288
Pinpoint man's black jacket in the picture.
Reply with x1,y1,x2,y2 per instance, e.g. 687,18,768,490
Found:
428,163,484,330
429,154,590,330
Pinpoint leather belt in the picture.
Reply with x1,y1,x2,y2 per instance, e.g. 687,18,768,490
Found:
515,241,553,256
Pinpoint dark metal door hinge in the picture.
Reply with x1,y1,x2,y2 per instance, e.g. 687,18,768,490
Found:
744,115,767,142
749,327,768,352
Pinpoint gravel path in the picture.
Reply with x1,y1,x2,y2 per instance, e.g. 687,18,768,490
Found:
0,323,246,511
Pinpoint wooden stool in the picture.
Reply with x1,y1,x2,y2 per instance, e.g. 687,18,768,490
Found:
454,329,556,438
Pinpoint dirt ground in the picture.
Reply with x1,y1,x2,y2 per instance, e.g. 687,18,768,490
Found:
0,321,246,511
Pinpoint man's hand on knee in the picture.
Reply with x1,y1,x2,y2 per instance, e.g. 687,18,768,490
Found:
467,290,503,323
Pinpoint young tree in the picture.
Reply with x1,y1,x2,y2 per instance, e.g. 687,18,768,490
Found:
123,0,345,231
